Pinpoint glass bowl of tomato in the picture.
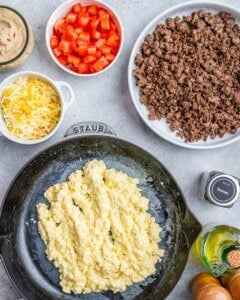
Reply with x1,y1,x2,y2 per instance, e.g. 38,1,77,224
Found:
46,0,123,76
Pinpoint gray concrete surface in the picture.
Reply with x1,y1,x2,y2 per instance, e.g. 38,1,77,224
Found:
0,0,240,299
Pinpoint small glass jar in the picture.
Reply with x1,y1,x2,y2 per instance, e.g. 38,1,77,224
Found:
0,6,34,71
198,171,240,207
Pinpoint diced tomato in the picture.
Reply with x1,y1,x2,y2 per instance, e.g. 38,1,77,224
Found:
105,53,115,61
80,6,87,14
77,63,89,73
76,43,88,55
67,54,81,66
90,29,101,40
50,35,59,48
95,50,102,58
88,5,97,15
100,13,110,30
89,17,99,29
83,55,96,64
58,40,71,53
92,56,109,72
89,64,95,73
53,48,62,57
66,25,78,40
78,15,90,27
58,54,68,65
54,18,65,35
106,34,119,47
110,21,117,31
95,38,105,49
78,32,90,42
111,46,119,55
87,45,97,55
100,45,111,55
72,3,81,13
66,13,77,24
75,27,83,34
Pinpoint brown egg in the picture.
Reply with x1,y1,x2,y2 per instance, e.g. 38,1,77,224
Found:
221,271,240,300
191,272,233,300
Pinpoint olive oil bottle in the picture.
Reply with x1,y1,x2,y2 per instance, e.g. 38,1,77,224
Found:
195,224,240,277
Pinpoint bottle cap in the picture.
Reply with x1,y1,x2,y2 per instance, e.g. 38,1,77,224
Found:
206,174,240,207
226,250,240,268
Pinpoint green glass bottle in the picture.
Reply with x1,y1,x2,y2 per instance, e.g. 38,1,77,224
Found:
195,224,240,277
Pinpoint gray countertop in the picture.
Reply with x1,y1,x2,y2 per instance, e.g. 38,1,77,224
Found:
0,0,240,299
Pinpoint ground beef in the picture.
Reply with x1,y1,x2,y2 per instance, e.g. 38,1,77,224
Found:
133,10,240,143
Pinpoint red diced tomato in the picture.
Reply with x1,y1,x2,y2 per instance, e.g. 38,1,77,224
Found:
72,3,81,13
100,13,110,30
68,54,81,66
95,38,105,48
78,15,90,27
58,54,68,65
100,45,111,55
53,48,62,57
54,18,65,35
105,53,115,61
87,46,97,55
58,40,71,53
111,46,119,55
77,63,89,73
92,56,109,72
75,27,83,34
66,25,78,40
89,17,99,29
50,35,59,48
110,21,117,30
90,29,101,39
79,32,90,42
80,6,87,14
88,5,97,15
83,55,97,63
95,50,102,58
66,13,77,24
76,44,88,55
106,34,119,47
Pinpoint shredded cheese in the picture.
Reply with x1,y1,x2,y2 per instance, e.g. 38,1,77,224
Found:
1,77,61,140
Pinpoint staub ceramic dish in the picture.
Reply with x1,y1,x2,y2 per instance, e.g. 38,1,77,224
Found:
0,122,201,300
0,71,74,144
128,1,240,150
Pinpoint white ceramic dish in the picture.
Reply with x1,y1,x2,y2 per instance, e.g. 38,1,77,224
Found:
0,71,74,145
46,0,123,77
128,1,240,150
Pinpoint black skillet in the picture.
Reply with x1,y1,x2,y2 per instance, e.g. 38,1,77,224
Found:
0,122,201,300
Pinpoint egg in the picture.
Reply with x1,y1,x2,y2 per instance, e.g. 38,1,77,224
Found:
37,160,164,294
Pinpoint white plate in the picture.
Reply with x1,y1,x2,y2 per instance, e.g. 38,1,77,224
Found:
128,1,240,150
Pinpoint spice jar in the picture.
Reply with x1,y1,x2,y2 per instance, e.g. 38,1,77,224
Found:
198,171,240,207
0,6,34,70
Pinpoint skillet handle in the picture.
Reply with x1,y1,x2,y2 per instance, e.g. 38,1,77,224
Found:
64,122,116,138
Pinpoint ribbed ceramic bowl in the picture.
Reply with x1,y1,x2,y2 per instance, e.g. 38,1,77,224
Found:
0,71,74,145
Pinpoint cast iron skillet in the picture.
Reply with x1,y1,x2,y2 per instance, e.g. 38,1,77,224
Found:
0,122,201,300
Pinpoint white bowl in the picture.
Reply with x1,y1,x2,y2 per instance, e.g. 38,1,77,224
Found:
0,71,75,145
46,0,123,77
128,1,240,150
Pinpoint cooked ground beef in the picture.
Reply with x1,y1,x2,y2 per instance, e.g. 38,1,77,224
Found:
133,10,240,143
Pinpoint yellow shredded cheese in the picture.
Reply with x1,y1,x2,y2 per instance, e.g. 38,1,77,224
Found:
0,77,61,140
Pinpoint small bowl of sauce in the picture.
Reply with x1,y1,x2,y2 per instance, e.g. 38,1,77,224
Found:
0,6,34,70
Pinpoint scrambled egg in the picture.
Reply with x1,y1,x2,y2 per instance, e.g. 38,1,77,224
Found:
37,160,164,294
